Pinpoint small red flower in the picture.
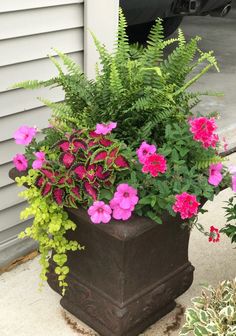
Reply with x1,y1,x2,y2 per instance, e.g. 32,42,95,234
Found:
142,153,167,177
209,226,220,243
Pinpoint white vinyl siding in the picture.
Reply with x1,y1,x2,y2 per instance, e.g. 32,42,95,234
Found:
0,0,84,267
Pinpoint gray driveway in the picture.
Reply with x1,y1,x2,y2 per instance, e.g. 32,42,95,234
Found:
178,3,236,147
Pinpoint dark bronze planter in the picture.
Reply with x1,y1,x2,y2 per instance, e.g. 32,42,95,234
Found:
48,208,194,336
9,168,194,336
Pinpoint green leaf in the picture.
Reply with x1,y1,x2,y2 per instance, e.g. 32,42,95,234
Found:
99,189,113,201
180,325,193,336
194,325,208,336
146,211,162,224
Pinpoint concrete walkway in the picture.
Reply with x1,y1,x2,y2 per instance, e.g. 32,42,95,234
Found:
1,153,236,336
179,4,236,148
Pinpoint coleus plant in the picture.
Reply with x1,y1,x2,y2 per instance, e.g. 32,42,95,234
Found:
34,126,130,208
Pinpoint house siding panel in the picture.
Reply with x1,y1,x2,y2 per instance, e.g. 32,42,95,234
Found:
0,1,84,266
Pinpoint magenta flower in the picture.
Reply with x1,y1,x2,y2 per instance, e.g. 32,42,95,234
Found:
208,163,223,186
113,183,139,210
189,117,219,149
110,198,133,220
109,184,138,221
13,153,28,171
94,122,117,135
142,153,167,177
32,151,46,170
88,201,112,224
136,141,156,164
14,125,37,145
172,192,200,219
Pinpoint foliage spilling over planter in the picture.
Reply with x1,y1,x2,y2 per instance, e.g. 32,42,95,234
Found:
12,11,235,293
180,278,236,336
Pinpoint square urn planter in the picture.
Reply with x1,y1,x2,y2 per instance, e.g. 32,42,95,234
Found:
47,207,194,336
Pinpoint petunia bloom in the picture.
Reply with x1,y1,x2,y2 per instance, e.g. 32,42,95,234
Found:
13,153,28,171
189,117,219,149
208,163,223,186
113,183,139,210
88,201,112,224
32,151,46,170
136,141,156,164
208,225,220,243
172,192,200,219
14,125,37,145
109,183,139,221
110,198,134,221
94,122,117,135
142,153,167,177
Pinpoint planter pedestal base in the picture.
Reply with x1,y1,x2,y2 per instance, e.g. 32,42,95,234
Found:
48,262,193,336
47,207,194,336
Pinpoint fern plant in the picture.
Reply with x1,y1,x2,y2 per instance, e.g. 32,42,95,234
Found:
14,9,219,148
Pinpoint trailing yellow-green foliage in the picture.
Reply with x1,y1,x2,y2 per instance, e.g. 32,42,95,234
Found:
16,170,84,295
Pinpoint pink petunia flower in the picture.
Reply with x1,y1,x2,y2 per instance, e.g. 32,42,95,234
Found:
14,125,37,145
142,153,167,177
172,192,200,220
189,117,219,149
94,122,117,135
32,151,46,170
208,163,223,186
13,153,28,171
112,183,139,210
208,226,220,243
136,141,156,164
88,201,112,224
110,198,134,221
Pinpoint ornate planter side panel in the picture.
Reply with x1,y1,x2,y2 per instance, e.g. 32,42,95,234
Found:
48,208,194,336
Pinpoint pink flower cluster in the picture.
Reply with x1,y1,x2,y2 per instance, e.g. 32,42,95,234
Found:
87,183,139,224
95,122,117,135
110,183,139,220
136,141,167,177
172,192,200,219
189,117,219,149
208,163,223,187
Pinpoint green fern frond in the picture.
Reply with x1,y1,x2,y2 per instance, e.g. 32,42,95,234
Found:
48,55,64,76
177,29,186,47
142,18,164,66
53,48,82,76
109,59,123,96
115,9,130,66
90,31,112,75
196,156,223,170
11,78,57,90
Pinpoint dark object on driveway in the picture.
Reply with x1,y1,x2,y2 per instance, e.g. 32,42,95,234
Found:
121,0,232,43
47,207,194,336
